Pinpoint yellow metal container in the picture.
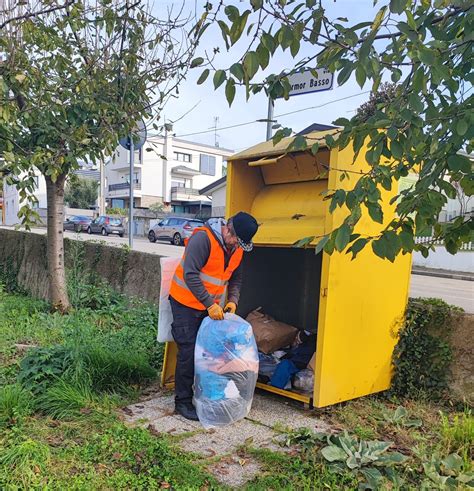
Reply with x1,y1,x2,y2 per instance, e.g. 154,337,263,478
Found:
162,130,412,407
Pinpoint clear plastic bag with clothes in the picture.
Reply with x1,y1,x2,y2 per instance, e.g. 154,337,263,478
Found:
293,368,314,393
194,313,259,428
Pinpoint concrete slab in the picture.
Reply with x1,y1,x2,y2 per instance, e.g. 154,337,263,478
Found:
177,418,275,457
248,393,331,433
147,415,202,436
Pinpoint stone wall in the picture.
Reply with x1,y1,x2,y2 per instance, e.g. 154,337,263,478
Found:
0,229,162,304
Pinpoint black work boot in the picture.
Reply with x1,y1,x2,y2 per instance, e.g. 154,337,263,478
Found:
175,402,199,421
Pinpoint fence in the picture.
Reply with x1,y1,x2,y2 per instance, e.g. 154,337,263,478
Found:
415,236,473,251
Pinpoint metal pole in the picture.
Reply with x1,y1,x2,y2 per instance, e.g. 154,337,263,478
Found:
99,159,105,216
266,97,274,141
128,135,134,249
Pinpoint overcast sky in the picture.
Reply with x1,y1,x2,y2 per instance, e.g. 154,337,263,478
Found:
155,1,380,153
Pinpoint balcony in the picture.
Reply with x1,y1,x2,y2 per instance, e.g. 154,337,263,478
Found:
107,182,142,198
171,186,202,202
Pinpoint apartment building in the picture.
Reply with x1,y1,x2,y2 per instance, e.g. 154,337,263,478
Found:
105,130,233,215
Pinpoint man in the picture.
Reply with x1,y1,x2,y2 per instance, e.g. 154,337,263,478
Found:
169,212,259,420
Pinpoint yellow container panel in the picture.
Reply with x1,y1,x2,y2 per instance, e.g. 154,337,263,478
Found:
250,180,327,246
260,150,330,185
313,146,412,407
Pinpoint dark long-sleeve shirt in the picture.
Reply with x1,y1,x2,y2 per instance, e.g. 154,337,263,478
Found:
183,229,243,309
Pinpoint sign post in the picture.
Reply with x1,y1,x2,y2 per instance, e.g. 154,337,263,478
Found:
265,68,334,139
119,120,147,249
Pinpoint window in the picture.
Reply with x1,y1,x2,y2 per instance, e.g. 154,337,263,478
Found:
171,180,185,188
124,172,139,184
200,154,216,176
168,218,179,226
174,152,192,163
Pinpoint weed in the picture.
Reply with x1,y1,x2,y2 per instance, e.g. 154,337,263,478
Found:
0,384,32,428
36,379,97,419
439,407,473,464
0,437,50,488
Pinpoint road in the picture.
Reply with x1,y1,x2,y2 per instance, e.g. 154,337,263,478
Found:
2,226,473,312
0,225,184,258
410,274,473,313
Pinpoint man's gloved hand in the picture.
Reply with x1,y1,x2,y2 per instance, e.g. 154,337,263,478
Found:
224,302,237,314
207,303,224,320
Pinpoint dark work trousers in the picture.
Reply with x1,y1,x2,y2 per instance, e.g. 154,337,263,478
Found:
169,296,207,405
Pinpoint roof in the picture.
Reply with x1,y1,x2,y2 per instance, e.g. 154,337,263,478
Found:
199,176,226,195
296,123,338,135
228,128,340,162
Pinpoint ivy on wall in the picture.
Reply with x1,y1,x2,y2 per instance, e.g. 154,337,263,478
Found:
391,298,462,399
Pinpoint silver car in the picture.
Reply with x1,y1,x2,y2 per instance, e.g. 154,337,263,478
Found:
148,217,204,246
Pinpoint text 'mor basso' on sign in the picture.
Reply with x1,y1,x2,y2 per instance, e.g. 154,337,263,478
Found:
286,68,334,97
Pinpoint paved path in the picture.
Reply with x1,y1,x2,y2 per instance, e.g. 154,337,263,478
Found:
121,390,330,487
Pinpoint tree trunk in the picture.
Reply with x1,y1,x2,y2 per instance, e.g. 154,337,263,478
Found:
45,173,71,312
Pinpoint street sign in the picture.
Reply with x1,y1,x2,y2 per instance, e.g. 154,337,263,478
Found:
286,68,334,97
119,119,147,150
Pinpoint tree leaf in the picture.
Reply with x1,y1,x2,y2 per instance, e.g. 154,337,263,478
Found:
447,154,471,173
456,119,468,136
213,70,227,89
293,236,315,248
356,65,366,88
389,0,408,14
335,224,351,252
197,69,210,85
190,57,204,68
243,51,259,79
315,235,329,255
225,79,236,106
230,63,244,82
372,239,386,259
347,238,368,259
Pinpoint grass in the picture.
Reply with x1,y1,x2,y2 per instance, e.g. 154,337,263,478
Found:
1,284,473,489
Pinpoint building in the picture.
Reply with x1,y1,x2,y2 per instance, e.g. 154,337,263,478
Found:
2,174,46,226
199,176,227,217
1,163,100,226
105,130,233,216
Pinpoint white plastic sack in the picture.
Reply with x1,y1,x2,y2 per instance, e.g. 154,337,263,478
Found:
194,314,259,428
157,256,181,343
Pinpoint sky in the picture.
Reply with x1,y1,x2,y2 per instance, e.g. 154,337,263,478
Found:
154,1,380,153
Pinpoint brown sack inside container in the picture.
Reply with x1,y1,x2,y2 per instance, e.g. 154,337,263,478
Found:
307,353,316,371
246,309,298,355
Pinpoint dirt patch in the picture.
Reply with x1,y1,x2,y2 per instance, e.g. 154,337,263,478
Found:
449,313,474,404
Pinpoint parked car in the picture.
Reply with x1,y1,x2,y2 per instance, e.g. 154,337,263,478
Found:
87,216,124,237
148,217,204,246
63,215,92,233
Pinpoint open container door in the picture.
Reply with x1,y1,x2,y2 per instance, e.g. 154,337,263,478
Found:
313,143,412,407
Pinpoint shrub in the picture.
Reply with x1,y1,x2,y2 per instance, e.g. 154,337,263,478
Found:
391,298,462,399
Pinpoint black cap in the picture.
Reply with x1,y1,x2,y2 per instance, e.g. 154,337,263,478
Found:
231,212,259,252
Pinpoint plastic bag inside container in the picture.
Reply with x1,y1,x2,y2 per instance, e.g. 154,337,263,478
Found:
293,368,314,393
194,313,259,428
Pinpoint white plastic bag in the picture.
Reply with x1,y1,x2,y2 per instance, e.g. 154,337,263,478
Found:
157,256,181,343
293,368,314,393
194,313,259,428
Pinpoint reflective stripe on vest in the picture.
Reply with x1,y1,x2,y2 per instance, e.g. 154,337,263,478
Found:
169,226,243,310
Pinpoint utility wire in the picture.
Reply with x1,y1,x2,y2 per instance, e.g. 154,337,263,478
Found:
170,90,371,139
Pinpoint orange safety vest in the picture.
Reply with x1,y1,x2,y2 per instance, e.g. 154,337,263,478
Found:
169,226,244,310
